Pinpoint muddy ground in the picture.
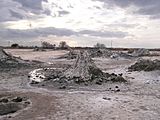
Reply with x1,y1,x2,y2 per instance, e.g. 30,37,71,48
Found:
0,49,160,120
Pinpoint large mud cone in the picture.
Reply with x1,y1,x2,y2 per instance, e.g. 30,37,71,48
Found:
64,51,104,82
29,51,126,88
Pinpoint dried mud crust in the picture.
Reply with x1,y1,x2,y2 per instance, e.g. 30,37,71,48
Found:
0,94,30,116
0,59,30,69
0,92,60,120
128,59,160,71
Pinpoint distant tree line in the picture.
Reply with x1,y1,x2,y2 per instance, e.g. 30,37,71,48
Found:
10,42,108,50
41,41,56,49
10,41,70,50
41,41,69,49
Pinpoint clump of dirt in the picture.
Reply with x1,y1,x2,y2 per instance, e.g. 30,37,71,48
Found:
0,96,30,116
30,51,126,89
128,59,160,71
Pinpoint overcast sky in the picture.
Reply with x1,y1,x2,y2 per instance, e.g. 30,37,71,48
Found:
0,0,160,48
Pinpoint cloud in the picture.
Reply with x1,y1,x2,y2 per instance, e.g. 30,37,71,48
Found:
96,0,160,8
79,30,128,38
105,23,139,29
0,27,128,41
12,0,47,11
0,0,23,22
0,0,48,22
9,10,24,19
0,27,75,40
94,0,160,19
58,10,70,17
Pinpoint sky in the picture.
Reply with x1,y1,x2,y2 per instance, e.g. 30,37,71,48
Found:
0,0,160,48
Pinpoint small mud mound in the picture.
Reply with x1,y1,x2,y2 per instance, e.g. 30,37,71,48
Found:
116,52,133,59
0,96,30,116
57,50,78,59
128,59,160,71
89,49,132,59
33,47,46,52
58,48,133,60
89,49,113,58
131,48,150,57
29,51,126,89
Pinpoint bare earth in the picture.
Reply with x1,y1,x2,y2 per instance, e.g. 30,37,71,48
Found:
0,49,160,120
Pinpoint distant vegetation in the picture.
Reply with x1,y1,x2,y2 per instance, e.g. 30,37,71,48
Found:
94,43,106,49
2,42,160,51
11,43,19,48
41,41,56,49
59,41,69,49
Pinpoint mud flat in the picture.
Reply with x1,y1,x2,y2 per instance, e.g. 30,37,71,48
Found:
0,49,160,120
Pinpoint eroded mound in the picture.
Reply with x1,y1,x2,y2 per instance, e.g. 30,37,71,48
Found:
29,51,126,89
128,59,160,71
0,96,30,116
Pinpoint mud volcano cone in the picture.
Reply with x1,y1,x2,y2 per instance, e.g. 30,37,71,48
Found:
29,50,126,88
64,51,104,82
